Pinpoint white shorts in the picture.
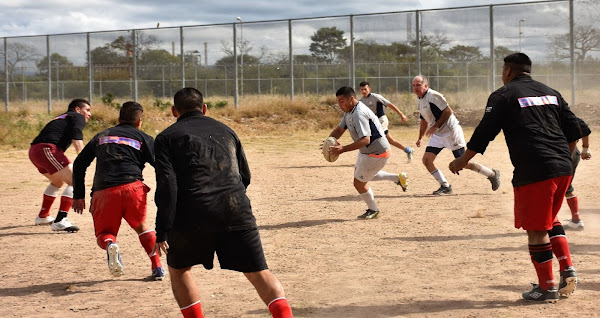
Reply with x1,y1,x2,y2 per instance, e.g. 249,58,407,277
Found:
379,115,389,132
354,153,389,182
427,125,466,151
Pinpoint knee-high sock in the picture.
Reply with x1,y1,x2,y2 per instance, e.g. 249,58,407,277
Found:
371,170,399,182
548,221,574,271
468,161,495,178
431,169,449,187
181,300,204,318
359,188,378,211
566,195,579,220
268,297,293,318
529,242,555,290
39,184,61,218
96,234,117,250
139,230,162,270
58,185,73,213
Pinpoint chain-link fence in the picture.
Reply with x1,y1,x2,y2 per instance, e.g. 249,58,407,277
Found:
1,0,598,112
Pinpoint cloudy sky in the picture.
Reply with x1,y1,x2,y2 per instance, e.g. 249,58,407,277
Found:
0,0,543,37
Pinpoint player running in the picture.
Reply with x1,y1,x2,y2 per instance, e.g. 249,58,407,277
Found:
328,86,408,219
359,81,414,163
72,101,164,280
28,99,91,232
563,118,591,230
412,75,500,195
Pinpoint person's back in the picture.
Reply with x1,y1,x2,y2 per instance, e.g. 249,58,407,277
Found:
32,111,86,152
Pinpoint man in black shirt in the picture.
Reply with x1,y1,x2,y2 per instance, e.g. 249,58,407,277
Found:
449,53,582,302
152,88,293,318
29,98,91,232
72,102,164,280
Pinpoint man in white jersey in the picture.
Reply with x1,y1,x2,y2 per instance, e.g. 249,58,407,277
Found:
412,75,500,195
359,81,414,163
327,86,408,219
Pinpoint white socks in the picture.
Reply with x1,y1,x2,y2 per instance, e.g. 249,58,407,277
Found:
371,170,398,182
469,161,495,178
431,169,449,187
359,188,379,211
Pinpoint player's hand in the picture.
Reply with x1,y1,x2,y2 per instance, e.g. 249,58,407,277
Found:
425,126,438,137
400,113,408,122
72,199,86,214
151,241,169,257
449,157,468,175
416,139,422,147
330,144,344,156
581,147,591,160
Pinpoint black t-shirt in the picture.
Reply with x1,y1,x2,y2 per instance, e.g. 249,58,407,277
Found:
31,111,86,152
72,123,155,199
467,75,583,187
154,110,255,242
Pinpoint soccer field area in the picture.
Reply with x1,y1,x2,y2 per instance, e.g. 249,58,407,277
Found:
1,127,599,317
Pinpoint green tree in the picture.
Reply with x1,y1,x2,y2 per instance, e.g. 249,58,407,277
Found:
215,54,260,66
444,45,483,62
494,46,517,60
140,49,180,65
36,53,74,75
309,27,347,63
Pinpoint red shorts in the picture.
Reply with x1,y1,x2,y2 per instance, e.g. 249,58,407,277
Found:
91,180,150,238
29,143,70,175
514,175,572,231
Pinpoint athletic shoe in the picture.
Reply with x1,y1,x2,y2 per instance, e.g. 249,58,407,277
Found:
432,185,452,195
563,220,584,231
405,147,414,163
396,172,408,192
357,209,380,219
35,216,55,225
559,266,578,297
50,218,80,232
488,169,501,191
152,267,166,281
522,284,559,303
107,242,124,277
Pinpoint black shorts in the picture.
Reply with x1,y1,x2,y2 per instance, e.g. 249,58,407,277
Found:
425,146,465,158
166,227,268,272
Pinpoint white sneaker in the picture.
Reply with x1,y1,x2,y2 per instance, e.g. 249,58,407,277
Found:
107,242,124,277
396,172,408,192
564,219,584,231
406,147,414,163
35,216,55,225
50,218,80,232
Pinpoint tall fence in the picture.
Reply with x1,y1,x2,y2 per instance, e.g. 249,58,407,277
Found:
1,0,598,112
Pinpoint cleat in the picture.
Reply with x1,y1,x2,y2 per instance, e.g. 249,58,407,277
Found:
35,216,55,225
51,218,79,232
107,242,124,277
563,220,584,231
405,147,414,163
559,266,578,297
357,209,380,220
432,185,453,195
522,284,559,303
396,172,408,192
152,267,166,281
488,169,501,191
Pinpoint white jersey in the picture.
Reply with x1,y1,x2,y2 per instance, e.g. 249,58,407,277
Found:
360,93,391,118
416,88,460,136
338,101,390,155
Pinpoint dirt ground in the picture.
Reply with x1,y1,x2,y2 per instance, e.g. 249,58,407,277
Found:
1,127,599,318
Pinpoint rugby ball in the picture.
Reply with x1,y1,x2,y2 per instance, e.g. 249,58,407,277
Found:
322,137,340,162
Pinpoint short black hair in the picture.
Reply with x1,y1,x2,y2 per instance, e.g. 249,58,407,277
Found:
119,101,143,125
359,81,370,87
335,86,356,99
504,53,532,73
174,87,204,113
68,98,90,112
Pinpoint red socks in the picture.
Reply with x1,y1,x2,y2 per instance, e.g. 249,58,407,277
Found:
529,243,554,290
58,196,72,213
96,234,117,250
181,301,204,318
566,196,579,220
268,298,293,318
139,230,162,270
39,194,56,218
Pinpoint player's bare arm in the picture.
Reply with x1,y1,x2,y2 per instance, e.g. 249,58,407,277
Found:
72,139,84,154
449,148,477,174
330,136,369,156
426,106,453,137
581,136,591,160
329,126,346,140
72,199,85,214
416,119,427,147
151,241,169,257
388,103,408,122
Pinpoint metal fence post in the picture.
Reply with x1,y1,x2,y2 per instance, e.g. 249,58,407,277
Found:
289,19,294,100
47,35,51,113
4,37,8,112
416,10,421,75
569,0,575,106
180,27,185,88
234,23,239,108
489,5,495,92
350,15,355,88
133,30,138,102
87,33,93,104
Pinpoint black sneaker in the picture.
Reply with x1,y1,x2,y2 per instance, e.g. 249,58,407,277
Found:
432,185,452,195
488,169,500,191
559,266,578,297
357,209,380,219
522,284,559,303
